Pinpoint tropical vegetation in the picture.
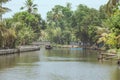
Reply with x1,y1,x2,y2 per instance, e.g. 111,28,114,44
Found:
0,0,119,54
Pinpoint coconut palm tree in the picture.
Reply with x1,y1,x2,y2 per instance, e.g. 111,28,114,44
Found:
0,0,11,20
0,22,16,48
106,0,120,16
20,0,38,14
0,0,11,3
0,0,15,48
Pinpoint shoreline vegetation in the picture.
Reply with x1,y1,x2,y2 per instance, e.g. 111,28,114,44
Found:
0,0,119,63
53,44,120,61
0,42,120,63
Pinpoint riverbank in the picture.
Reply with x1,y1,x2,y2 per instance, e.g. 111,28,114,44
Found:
53,44,79,48
0,45,40,55
97,49,120,62
53,44,120,62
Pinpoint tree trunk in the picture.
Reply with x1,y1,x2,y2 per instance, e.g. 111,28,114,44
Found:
0,3,2,21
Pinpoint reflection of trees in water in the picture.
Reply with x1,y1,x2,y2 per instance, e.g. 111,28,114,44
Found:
45,48,83,58
111,68,120,80
81,49,99,62
45,48,71,58
0,52,40,70
0,54,19,70
82,49,98,56
82,48,87,57
18,52,40,63
45,48,98,60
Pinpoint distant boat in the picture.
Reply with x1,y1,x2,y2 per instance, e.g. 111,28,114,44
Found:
45,45,52,49
117,59,120,66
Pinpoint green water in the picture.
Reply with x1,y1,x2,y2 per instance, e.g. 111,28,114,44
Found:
0,47,120,80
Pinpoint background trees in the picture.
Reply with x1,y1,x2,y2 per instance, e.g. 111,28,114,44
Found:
73,4,102,46
97,0,120,49
43,4,108,46
0,0,43,48
46,3,74,44
20,0,38,14
102,10,120,49
7,11,43,46
12,11,41,32
0,22,16,48
0,0,16,49
106,0,120,16
0,0,119,50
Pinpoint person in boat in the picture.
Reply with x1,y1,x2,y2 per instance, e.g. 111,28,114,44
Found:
45,44,52,49
117,59,120,66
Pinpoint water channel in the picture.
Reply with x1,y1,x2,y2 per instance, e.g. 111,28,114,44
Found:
0,46,120,80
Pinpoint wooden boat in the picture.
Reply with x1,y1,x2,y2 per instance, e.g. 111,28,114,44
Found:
45,45,52,49
117,59,120,66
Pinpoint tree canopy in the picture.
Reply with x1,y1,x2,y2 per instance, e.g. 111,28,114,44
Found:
0,0,120,50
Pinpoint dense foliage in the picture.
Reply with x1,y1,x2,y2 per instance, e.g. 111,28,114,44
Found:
0,0,120,51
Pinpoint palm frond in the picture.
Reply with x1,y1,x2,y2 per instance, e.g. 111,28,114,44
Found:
21,0,38,13
0,0,11,3
0,6,11,14
32,4,37,7
33,7,38,10
20,7,25,10
106,0,120,15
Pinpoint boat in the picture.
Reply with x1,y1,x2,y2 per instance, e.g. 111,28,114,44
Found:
45,45,52,49
117,59,120,66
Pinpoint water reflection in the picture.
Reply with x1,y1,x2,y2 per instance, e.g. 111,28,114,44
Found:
18,51,40,63
0,47,119,80
0,54,19,70
44,48,98,62
0,51,40,70
111,67,120,80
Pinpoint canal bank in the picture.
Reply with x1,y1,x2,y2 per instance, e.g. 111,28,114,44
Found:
0,45,40,55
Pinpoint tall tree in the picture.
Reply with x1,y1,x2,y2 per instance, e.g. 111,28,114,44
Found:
0,0,11,20
46,4,74,44
74,4,102,46
12,11,41,33
21,0,38,14
105,10,120,48
0,22,16,48
106,0,120,16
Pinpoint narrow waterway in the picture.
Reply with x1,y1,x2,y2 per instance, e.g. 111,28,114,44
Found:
0,46,120,80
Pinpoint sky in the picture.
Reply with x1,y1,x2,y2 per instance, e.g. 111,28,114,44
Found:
3,0,109,19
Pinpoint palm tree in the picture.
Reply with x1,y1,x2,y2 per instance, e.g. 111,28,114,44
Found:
0,0,11,3
20,0,38,14
0,22,16,48
0,0,11,21
106,0,120,16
